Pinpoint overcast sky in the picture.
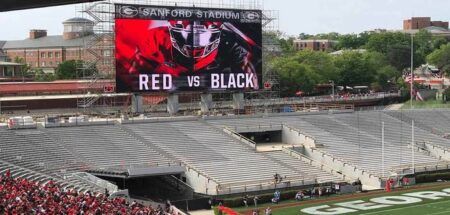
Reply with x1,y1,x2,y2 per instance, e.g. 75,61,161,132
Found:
0,0,449,40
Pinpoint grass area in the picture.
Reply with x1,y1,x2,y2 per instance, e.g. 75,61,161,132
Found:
401,99,450,109
232,183,450,215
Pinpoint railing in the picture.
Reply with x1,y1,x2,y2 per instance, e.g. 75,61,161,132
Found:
222,126,258,148
70,172,118,193
226,123,283,132
282,147,355,182
143,92,400,112
216,175,316,195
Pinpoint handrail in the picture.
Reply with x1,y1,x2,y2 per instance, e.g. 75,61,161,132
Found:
223,126,257,147
282,147,356,181
217,175,314,191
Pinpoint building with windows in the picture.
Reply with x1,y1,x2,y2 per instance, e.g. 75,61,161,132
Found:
293,39,337,52
0,18,101,73
0,61,24,82
403,17,448,30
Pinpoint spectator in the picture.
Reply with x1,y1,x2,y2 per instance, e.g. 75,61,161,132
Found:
295,191,303,201
402,177,410,188
310,187,316,198
271,190,280,204
253,195,259,208
0,171,158,215
334,183,340,194
243,195,249,207
265,206,272,215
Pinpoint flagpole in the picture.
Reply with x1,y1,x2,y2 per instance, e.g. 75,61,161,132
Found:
382,121,385,178
412,120,415,174
410,33,414,109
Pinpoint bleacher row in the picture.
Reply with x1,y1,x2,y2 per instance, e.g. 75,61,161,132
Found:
0,110,449,193
207,111,450,177
123,121,340,185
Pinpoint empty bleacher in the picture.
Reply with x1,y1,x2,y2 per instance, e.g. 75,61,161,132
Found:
123,120,331,186
44,125,173,169
386,109,450,139
205,111,448,178
1,109,449,194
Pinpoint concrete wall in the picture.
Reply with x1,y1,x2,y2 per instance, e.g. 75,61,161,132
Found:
184,167,219,195
282,125,315,147
424,142,450,161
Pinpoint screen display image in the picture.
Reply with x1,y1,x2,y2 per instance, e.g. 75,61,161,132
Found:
115,4,262,93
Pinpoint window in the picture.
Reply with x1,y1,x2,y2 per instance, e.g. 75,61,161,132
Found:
55,52,60,58
101,50,112,57
41,61,46,67
49,61,53,66
102,59,110,65
48,52,53,58
40,52,46,58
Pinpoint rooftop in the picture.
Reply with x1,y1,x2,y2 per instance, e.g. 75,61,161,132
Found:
63,17,94,24
2,35,94,49
294,39,338,43
0,61,23,66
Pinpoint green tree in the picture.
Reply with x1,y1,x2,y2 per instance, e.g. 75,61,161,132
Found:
34,69,55,82
373,65,398,91
335,33,370,50
272,57,321,96
13,57,31,78
55,60,97,79
291,50,338,82
366,32,416,70
333,51,377,89
427,43,450,76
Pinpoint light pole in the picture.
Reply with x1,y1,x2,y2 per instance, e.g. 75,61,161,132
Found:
410,33,414,109
329,80,335,100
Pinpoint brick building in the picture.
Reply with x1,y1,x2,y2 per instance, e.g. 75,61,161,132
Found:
403,17,449,30
293,39,337,52
0,18,110,74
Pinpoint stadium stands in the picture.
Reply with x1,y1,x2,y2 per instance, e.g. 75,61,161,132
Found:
44,125,174,169
0,172,160,215
123,120,326,185
204,111,450,178
386,109,450,138
1,109,450,195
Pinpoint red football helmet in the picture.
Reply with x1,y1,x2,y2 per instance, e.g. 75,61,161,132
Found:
168,20,222,59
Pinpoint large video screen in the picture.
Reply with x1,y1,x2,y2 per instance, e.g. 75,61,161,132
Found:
115,4,262,93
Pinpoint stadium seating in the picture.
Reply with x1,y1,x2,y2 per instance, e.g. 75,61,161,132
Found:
205,112,448,178
0,172,158,214
44,125,174,169
386,109,450,138
1,110,450,195
123,120,336,186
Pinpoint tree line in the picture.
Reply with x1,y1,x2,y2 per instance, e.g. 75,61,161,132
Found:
267,30,450,96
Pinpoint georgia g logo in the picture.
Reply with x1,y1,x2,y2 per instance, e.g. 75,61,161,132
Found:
120,6,139,17
243,11,260,22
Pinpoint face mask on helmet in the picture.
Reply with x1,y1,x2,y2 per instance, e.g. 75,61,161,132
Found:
169,21,222,58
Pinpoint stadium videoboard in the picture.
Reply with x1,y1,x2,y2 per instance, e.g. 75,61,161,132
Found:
115,3,262,93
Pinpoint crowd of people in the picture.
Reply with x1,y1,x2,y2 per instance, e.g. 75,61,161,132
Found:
0,170,176,215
